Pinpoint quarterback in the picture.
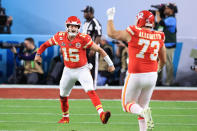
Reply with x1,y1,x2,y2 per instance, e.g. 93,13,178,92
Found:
107,8,166,130
34,16,115,124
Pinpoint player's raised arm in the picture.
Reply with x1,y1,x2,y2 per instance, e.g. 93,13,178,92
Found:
157,32,167,72
34,36,57,63
106,7,131,42
90,42,115,72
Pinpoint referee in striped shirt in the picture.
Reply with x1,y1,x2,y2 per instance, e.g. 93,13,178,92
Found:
81,6,102,88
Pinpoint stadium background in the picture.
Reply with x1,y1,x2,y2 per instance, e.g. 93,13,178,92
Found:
1,0,197,86
1,0,196,37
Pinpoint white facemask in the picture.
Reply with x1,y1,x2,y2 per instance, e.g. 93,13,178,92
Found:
68,32,78,37
66,25,80,37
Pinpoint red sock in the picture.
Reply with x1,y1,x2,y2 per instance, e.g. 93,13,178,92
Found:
87,90,104,115
59,96,69,117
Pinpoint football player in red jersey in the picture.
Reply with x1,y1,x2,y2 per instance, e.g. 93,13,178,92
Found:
34,16,115,124
107,8,166,130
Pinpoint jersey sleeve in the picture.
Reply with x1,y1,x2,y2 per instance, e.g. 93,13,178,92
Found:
37,40,52,55
161,32,165,42
126,25,136,37
37,32,61,55
164,17,176,27
82,34,94,49
50,32,62,45
159,32,165,48
164,17,176,33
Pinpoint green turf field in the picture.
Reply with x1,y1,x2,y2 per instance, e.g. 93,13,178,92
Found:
0,99,197,131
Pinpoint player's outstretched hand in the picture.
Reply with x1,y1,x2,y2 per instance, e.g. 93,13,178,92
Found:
108,66,115,72
34,55,42,65
107,7,115,20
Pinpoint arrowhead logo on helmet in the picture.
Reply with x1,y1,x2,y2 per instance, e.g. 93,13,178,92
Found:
136,10,155,28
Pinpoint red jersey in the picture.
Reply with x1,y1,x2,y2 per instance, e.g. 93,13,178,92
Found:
126,25,165,73
37,32,93,68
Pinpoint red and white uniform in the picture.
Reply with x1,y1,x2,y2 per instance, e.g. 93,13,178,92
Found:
37,31,93,68
37,32,95,96
126,25,165,73
122,25,165,111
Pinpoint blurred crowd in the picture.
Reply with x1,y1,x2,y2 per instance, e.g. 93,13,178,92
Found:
7,36,128,86
6,5,130,86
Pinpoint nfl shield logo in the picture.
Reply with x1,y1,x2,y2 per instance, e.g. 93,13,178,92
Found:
76,43,81,48
61,42,65,46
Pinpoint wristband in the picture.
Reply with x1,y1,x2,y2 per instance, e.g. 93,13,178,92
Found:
36,53,41,56
104,55,113,66
108,15,114,21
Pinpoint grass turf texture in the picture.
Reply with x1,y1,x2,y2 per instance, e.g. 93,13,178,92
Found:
0,99,197,131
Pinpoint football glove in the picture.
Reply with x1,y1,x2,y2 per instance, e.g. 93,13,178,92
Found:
107,7,116,20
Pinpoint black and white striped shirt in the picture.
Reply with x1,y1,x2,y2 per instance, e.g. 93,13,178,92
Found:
82,17,102,41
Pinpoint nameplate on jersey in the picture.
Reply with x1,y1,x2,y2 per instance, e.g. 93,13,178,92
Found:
139,32,161,40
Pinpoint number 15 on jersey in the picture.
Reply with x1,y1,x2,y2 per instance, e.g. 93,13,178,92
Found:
62,47,79,62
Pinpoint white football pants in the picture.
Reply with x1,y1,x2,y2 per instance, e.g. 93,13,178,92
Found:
59,64,94,97
121,72,158,111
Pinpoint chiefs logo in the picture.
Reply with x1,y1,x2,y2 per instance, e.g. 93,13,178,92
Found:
59,37,63,40
75,43,81,48
137,12,143,20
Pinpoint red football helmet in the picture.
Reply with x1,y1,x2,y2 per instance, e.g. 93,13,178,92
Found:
66,16,81,36
135,10,155,28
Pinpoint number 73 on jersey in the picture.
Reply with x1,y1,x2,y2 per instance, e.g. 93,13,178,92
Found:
136,38,160,61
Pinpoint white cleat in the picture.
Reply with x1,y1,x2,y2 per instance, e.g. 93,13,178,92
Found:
143,107,154,130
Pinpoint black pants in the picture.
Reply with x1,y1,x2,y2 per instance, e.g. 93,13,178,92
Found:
8,71,42,84
46,61,64,85
25,72,41,84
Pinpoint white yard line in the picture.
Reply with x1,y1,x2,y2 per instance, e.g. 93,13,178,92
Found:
0,105,197,110
1,84,197,90
0,113,196,117
1,99,197,102
0,120,197,126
